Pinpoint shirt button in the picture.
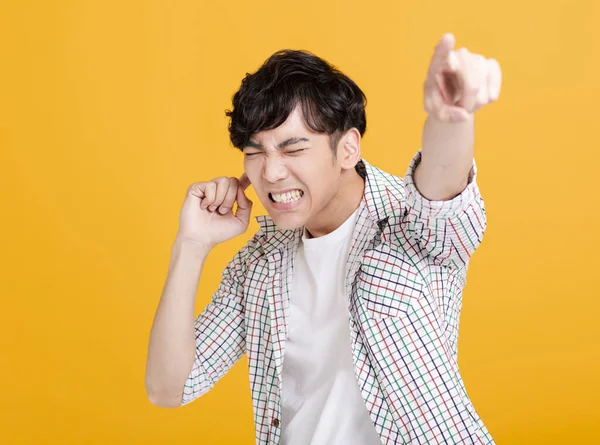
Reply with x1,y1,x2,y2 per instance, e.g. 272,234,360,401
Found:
272,418,280,427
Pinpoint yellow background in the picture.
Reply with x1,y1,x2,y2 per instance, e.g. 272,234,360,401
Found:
1,0,599,443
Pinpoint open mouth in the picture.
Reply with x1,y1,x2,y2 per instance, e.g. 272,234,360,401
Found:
268,189,304,204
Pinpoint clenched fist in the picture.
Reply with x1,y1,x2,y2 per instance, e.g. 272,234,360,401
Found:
177,173,252,248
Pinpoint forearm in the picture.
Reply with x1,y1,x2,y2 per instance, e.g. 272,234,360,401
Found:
414,115,475,201
145,237,211,407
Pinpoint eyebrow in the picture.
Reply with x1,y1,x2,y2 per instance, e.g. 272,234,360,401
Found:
245,137,310,150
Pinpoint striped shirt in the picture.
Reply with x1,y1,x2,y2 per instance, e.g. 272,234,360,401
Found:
181,150,495,445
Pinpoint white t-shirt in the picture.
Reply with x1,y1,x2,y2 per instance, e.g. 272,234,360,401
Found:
280,206,382,445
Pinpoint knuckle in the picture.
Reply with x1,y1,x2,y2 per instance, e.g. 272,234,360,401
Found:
203,183,216,197
464,81,480,95
187,182,203,193
424,97,434,113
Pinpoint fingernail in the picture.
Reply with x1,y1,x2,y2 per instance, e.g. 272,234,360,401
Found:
209,205,217,212
219,207,229,214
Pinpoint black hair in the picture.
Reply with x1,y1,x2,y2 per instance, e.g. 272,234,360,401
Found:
226,49,367,151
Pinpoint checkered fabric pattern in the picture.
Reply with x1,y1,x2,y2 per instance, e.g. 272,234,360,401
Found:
181,150,495,445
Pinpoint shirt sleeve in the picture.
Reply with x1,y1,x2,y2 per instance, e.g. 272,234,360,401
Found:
403,150,487,270
180,234,259,406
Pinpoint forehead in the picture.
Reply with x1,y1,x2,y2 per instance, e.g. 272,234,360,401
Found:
251,106,317,142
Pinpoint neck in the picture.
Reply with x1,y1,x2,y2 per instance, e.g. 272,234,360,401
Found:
305,168,365,238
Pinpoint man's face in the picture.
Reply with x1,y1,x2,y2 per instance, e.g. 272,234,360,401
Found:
242,106,345,231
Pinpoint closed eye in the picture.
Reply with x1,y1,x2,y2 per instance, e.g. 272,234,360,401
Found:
244,148,307,157
286,148,307,155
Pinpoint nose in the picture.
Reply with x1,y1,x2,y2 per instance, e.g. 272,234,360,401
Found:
262,154,289,183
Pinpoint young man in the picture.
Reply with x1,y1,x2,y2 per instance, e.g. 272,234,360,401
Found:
145,33,502,445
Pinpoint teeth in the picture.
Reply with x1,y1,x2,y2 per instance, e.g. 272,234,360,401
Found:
272,189,303,204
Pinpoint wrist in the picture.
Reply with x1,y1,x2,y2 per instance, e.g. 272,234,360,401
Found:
172,236,212,260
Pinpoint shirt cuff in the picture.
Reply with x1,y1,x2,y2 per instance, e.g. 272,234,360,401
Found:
404,150,479,218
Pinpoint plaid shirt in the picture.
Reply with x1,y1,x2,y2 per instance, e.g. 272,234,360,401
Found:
182,151,495,445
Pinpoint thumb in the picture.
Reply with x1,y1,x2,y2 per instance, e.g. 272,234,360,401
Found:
238,173,251,191
442,105,470,122
234,184,253,226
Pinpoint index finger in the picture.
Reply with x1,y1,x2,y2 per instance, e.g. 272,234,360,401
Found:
238,172,251,191
430,33,457,72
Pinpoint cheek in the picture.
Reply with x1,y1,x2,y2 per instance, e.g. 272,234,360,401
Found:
305,174,338,207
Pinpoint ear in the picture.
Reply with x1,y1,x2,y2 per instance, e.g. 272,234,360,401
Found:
338,128,361,170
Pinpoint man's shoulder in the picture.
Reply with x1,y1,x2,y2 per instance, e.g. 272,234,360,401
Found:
228,229,266,268
360,159,408,225
361,159,407,200
235,223,299,265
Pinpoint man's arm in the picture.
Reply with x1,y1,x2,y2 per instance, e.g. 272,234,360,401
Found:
403,33,502,269
404,149,486,270
180,236,254,406
145,174,253,408
414,33,501,201
414,115,474,201
145,238,210,408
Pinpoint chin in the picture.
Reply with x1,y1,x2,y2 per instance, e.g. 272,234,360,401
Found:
269,213,306,231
